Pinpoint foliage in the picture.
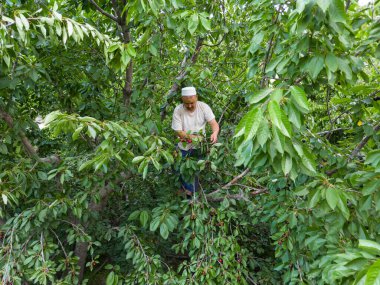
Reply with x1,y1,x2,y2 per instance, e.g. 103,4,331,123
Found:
1,0,380,284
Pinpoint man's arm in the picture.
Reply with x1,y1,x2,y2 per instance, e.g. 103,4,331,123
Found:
175,131,203,141
208,119,219,144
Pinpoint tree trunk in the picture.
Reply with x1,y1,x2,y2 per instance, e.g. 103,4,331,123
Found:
74,240,88,282
74,184,115,283
121,20,133,107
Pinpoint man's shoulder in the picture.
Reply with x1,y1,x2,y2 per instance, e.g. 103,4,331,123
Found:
197,101,212,111
173,104,184,113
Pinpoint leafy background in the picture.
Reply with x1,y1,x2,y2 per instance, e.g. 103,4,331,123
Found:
0,0,380,284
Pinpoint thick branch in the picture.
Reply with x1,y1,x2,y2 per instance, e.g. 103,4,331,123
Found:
260,12,280,88
327,123,380,176
89,0,118,22
0,109,38,158
160,38,204,120
0,109,60,164
349,123,380,160
317,128,347,136
207,188,267,202
206,168,250,197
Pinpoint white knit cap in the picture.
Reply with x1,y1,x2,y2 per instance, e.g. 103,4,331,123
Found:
181,87,196,96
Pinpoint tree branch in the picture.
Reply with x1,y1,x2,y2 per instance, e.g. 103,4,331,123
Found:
0,109,60,164
160,38,204,120
327,123,380,176
260,11,280,88
206,188,267,202
349,123,380,160
201,34,226,47
206,168,250,197
89,0,118,22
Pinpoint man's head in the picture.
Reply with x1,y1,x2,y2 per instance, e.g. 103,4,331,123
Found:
181,87,198,112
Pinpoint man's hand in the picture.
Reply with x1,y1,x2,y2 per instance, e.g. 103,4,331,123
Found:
208,119,220,144
210,132,218,144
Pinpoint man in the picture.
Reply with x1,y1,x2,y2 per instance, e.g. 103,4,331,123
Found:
172,86,220,196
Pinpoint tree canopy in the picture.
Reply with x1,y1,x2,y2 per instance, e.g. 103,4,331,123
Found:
1,0,380,284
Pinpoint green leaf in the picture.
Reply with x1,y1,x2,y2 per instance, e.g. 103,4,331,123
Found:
142,164,148,179
244,107,263,141
151,157,161,171
249,32,264,54
290,86,309,114
3,54,10,67
140,211,149,227
271,126,285,154
325,53,339,72
87,125,96,139
148,0,159,16
150,218,160,231
296,0,309,13
268,100,291,137
160,223,169,239
37,171,48,180
19,14,30,30
328,0,346,23
132,156,145,164
266,56,284,73
365,259,380,285
365,150,380,168
188,13,199,35
126,43,136,57
67,20,74,37
288,103,302,128
2,194,8,205
0,143,8,154
362,180,380,196
248,88,273,104
15,16,23,32
338,57,352,80
337,192,350,220
149,45,158,56
306,56,324,80
106,272,115,285
326,187,339,210
317,0,331,12
200,15,211,30
359,240,380,255
281,155,292,175
38,209,47,222
257,119,270,146
309,188,321,208
301,148,316,173
128,210,140,221
72,126,84,140
121,50,131,66
44,111,60,125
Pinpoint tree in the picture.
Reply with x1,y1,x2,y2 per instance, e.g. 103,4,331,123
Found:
1,0,380,284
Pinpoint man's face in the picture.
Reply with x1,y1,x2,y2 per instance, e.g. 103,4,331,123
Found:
182,95,198,112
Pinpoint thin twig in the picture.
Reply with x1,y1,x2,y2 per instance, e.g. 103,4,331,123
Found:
88,0,118,22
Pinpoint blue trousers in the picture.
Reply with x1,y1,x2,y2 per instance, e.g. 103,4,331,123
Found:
179,148,201,194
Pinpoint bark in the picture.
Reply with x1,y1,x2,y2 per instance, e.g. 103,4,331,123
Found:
349,123,380,160
160,38,204,120
89,0,133,108
74,185,114,283
207,188,267,202
0,109,60,163
327,123,380,176
74,172,130,283
206,168,250,197
122,29,133,107
74,240,89,282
